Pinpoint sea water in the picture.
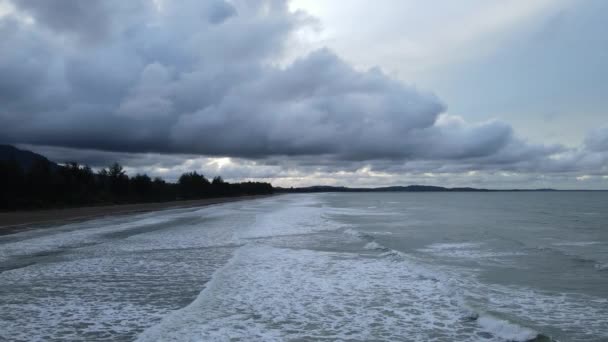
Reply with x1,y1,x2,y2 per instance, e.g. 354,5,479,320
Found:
0,192,606,341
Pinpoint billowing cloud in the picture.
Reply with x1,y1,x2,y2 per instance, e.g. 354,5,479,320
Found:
0,1,541,159
0,0,605,188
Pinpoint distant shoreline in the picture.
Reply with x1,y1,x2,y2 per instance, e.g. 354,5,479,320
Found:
0,195,274,235
276,185,608,193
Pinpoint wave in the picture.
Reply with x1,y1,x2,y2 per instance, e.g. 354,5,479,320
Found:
476,315,541,342
552,241,600,247
418,241,527,260
240,200,346,240
0,213,185,264
342,228,374,241
326,207,401,217
136,244,551,341
369,231,393,235
346,228,557,342
424,242,483,250
363,241,383,250
134,202,601,341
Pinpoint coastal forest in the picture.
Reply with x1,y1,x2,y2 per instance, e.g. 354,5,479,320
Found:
0,149,273,211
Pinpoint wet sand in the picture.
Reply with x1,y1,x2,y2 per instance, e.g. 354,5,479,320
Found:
0,195,274,235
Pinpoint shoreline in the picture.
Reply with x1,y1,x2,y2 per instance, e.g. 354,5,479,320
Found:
0,194,275,235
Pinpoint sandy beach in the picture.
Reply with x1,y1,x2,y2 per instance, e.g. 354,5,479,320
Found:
0,195,273,234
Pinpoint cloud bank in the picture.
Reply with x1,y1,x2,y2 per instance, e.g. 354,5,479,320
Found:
0,0,605,187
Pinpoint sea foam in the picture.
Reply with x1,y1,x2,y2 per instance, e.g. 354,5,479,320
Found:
476,315,538,341
136,244,544,342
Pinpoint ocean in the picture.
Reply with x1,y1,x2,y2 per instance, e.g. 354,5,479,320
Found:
0,192,607,341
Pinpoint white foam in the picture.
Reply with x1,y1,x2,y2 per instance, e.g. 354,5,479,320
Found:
0,199,264,341
419,242,525,259
552,241,600,247
326,207,400,217
424,242,483,250
369,231,393,235
343,228,364,237
0,201,261,260
363,241,383,250
137,245,522,342
0,214,175,262
239,196,344,240
0,245,235,341
477,315,538,341
459,278,608,340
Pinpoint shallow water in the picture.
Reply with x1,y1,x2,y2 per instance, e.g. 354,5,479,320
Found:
0,192,607,341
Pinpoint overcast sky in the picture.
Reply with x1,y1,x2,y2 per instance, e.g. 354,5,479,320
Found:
1,0,607,189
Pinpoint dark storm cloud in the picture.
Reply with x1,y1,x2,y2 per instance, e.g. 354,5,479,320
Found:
0,0,575,173
17,144,192,168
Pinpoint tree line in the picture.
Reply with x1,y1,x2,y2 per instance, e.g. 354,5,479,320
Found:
0,159,273,210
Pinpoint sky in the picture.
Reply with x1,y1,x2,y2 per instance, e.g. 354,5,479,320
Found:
0,0,607,189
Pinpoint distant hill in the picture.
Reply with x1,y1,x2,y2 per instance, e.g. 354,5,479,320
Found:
275,185,483,193
276,185,558,192
0,145,59,171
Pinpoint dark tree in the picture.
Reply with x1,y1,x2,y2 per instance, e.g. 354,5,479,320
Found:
106,163,129,199
178,171,210,199
0,157,273,210
0,159,24,209
131,174,153,200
